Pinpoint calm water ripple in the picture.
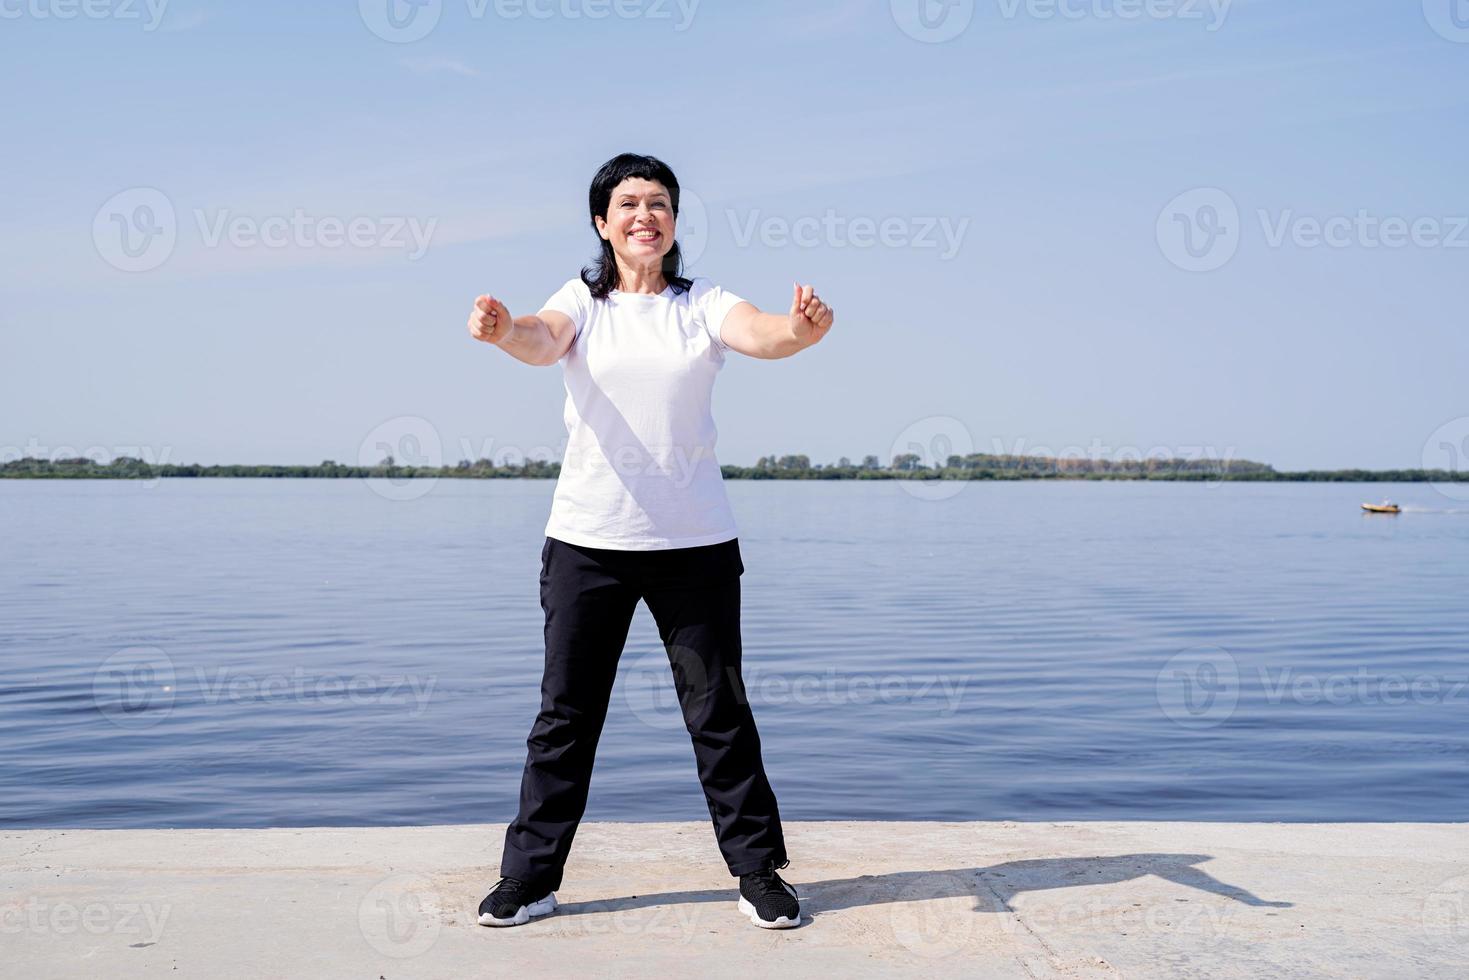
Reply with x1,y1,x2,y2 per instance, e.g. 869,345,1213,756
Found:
1,478,1466,827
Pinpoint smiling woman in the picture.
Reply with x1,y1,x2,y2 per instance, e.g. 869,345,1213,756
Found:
463,152,833,931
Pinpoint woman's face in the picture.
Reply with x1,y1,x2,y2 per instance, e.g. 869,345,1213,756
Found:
595,177,676,267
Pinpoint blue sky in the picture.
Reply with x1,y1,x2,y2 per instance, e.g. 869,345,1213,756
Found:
2,0,1466,471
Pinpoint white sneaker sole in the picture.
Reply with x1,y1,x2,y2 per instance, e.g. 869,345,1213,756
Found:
737,895,801,929
479,892,558,927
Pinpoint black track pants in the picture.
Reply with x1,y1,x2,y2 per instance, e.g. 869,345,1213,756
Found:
500,535,787,891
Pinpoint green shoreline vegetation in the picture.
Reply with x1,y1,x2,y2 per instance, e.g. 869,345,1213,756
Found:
1,454,1463,483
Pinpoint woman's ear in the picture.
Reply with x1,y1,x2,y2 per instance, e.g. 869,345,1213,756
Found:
593,214,610,241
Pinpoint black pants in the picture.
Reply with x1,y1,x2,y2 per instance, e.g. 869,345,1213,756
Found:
500,535,787,891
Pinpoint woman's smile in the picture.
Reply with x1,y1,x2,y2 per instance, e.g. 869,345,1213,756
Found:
597,175,677,276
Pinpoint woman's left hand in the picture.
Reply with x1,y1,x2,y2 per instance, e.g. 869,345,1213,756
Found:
790,283,834,346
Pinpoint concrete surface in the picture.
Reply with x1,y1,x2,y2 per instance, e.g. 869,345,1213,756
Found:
2,821,1467,978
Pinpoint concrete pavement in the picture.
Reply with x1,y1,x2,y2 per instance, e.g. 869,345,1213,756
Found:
3,821,1467,978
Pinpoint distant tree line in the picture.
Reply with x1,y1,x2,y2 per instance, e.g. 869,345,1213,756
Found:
729,453,1279,480
3,454,1466,483
0,456,557,480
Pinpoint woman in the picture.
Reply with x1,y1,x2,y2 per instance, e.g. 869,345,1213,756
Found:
465,153,834,930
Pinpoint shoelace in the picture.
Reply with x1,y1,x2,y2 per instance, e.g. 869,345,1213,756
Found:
745,868,796,899
491,876,529,902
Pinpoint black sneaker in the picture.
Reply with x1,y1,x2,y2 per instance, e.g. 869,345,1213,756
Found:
738,867,801,929
478,876,558,927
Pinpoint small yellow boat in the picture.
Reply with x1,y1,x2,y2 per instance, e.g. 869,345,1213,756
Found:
1361,501,1401,514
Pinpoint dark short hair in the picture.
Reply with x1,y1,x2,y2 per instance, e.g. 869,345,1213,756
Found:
581,153,694,300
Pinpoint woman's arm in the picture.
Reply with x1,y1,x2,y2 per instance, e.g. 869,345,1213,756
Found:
467,295,576,366
718,283,835,360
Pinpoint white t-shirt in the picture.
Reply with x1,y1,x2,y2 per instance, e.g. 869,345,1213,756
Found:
539,275,747,550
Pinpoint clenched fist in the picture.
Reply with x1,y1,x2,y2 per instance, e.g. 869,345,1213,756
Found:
468,295,513,345
791,282,834,346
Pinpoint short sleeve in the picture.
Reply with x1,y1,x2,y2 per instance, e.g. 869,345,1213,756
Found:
539,278,590,358
692,278,747,352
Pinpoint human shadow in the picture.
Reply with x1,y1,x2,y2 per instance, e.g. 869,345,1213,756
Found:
557,853,1294,919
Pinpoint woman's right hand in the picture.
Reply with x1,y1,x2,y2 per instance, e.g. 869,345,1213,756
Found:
468,295,513,345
